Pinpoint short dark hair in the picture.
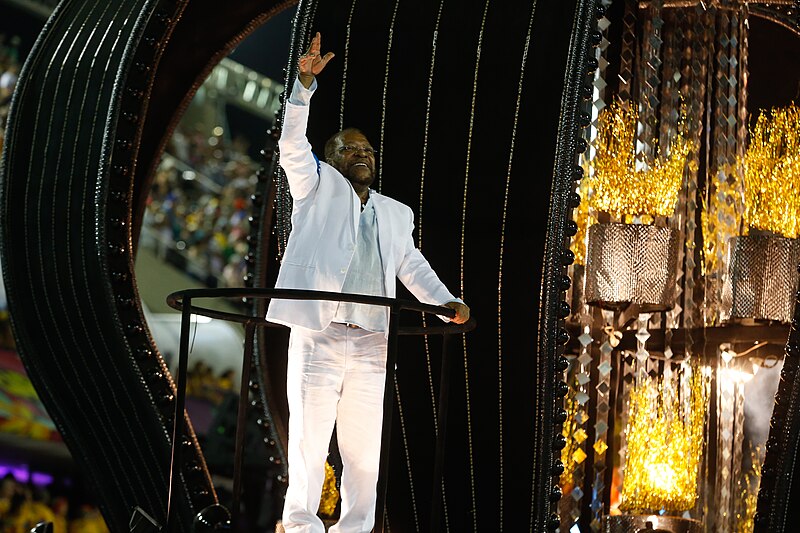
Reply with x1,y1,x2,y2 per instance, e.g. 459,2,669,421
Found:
324,127,365,161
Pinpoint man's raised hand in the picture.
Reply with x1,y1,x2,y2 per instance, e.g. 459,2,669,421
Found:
298,32,335,88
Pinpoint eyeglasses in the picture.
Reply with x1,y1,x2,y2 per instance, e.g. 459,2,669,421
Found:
338,145,376,156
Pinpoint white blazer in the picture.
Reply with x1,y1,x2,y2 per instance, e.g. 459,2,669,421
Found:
266,90,457,333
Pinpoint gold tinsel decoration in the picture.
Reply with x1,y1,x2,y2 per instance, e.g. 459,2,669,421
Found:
619,367,709,512
736,443,763,533
741,104,800,238
700,173,741,277
319,461,340,517
570,176,592,265
588,100,690,219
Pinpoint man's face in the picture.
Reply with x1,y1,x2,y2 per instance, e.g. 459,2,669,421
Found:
330,131,376,188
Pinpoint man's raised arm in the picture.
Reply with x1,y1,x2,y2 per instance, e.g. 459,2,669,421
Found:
278,32,335,200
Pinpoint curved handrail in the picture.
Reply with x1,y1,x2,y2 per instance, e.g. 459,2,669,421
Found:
164,286,475,531
166,287,476,334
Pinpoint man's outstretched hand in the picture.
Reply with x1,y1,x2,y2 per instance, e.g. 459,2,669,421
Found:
444,301,470,325
298,32,335,88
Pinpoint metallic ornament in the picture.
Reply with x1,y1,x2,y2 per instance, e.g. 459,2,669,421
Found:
715,351,751,532
722,234,800,323
590,313,615,526
635,0,664,169
585,223,680,311
703,4,750,326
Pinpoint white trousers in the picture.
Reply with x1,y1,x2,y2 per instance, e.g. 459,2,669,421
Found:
282,323,387,533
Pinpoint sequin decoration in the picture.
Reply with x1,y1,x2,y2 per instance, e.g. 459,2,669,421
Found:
701,173,742,277
559,321,592,528
590,314,615,529
659,10,686,338
715,351,751,531
679,4,711,333
702,5,749,326
619,366,709,512
635,0,664,169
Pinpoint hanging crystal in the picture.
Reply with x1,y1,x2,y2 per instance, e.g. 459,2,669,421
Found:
588,308,616,530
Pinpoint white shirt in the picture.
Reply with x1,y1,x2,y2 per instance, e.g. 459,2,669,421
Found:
332,196,387,331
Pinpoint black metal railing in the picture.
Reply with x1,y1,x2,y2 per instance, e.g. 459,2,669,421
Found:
165,287,476,532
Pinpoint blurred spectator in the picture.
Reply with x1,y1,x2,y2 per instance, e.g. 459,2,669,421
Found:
3,491,33,533
27,488,57,530
52,497,69,533
68,504,109,533
0,474,109,533
0,473,16,516
1,32,261,290
0,62,18,98
187,362,237,405
145,125,260,288
0,480,55,533
1,34,23,153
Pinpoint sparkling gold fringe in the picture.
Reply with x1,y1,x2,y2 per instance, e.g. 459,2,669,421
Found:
570,177,593,266
560,380,582,491
701,172,741,277
588,100,691,219
741,105,800,238
736,444,762,533
619,366,709,512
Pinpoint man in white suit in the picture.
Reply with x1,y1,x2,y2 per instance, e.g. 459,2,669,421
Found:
268,32,469,533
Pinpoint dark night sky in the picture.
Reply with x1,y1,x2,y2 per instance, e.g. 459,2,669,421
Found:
221,6,296,157
748,15,800,115
228,5,296,82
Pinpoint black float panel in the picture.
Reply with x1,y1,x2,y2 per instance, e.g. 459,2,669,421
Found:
0,0,293,530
